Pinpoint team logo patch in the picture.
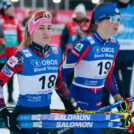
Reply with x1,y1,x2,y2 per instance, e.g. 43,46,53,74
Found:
31,59,41,67
87,36,95,44
115,8,119,13
22,49,32,57
2,66,13,77
52,47,59,54
75,43,84,51
110,38,116,43
7,56,18,68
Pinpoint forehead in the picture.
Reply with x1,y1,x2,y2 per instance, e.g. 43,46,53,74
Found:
37,23,52,27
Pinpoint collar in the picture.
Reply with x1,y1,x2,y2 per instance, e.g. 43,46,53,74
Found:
29,41,50,58
93,31,109,45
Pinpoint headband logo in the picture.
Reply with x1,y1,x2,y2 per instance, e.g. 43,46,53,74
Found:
43,13,49,19
115,8,119,13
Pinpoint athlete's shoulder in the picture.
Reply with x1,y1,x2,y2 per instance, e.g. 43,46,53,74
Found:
80,34,96,46
18,47,33,57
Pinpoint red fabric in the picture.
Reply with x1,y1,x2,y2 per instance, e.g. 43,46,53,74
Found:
122,98,131,113
0,47,17,58
56,59,68,97
0,15,22,58
106,48,119,79
66,20,89,35
0,38,5,45
127,121,134,133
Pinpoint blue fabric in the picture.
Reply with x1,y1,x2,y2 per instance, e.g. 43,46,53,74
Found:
70,84,102,111
19,47,60,75
112,3,134,50
94,3,120,23
10,106,50,134
17,46,61,107
74,128,102,134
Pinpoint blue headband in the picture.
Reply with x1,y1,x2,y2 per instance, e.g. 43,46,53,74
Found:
94,3,120,23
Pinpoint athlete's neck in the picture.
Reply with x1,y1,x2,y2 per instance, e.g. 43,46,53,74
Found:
29,41,50,58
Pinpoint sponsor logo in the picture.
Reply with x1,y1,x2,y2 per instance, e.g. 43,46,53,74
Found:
31,59,41,67
93,46,101,53
7,56,18,68
71,49,80,57
115,8,119,13
56,122,93,128
96,102,102,107
87,36,95,44
106,115,110,120
42,60,58,65
22,49,32,57
75,43,84,51
54,115,91,120
110,38,116,43
108,122,113,127
2,66,13,77
52,47,59,54
93,47,114,53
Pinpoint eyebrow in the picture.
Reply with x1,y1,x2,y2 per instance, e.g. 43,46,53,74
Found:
38,24,52,27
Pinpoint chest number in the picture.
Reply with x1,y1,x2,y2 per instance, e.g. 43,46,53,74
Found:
39,75,56,89
98,62,112,75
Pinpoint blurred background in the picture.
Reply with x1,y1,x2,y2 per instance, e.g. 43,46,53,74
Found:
0,0,133,47
0,0,125,47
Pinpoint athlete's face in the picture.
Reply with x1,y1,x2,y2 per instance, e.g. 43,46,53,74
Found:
32,23,52,47
98,17,120,36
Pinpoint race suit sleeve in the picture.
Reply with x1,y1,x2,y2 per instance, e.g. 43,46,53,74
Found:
55,58,69,98
55,58,77,112
0,51,23,110
61,40,90,98
105,48,122,100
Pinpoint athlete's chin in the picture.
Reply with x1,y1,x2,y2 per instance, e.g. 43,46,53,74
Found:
111,31,118,35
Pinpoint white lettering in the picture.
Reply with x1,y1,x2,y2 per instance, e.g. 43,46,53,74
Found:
42,60,58,65
106,115,110,120
56,122,93,128
54,115,91,121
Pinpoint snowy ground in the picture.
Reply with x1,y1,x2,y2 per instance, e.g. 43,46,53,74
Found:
0,74,134,134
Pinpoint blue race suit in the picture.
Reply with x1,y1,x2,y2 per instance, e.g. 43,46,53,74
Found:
61,31,122,134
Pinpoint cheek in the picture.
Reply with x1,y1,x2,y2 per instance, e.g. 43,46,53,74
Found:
48,30,52,35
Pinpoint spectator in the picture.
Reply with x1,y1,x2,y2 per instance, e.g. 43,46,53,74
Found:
60,3,90,87
0,1,23,103
102,0,134,107
0,25,5,55
22,9,32,27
